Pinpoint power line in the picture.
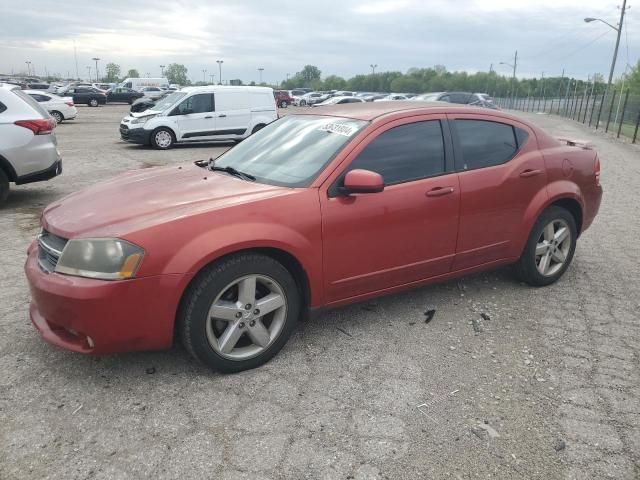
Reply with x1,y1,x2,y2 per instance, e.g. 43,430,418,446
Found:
554,29,612,62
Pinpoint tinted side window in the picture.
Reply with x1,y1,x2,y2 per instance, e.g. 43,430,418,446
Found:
347,121,446,185
0,102,6,114
454,120,518,170
178,94,214,114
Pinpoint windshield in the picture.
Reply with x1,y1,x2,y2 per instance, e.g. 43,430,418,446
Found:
212,115,368,187
151,91,186,112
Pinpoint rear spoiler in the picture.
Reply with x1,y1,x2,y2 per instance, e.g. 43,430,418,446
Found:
556,137,593,150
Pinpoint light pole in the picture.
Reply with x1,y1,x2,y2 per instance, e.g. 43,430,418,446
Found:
370,64,377,74
86,66,91,82
160,65,165,76
25,61,31,76
92,57,100,82
499,50,518,108
584,0,628,98
202,69,207,83
258,67,264,84
216,60,224,85
210,74,215,84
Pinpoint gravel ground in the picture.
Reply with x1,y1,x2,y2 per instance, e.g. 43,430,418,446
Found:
0,104,638,479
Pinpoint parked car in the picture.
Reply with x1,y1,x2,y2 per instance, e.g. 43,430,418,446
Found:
26,102,602,372
374,93,409,101
0,83,62,204
56,83,92,95
361,93,388,102
417,92,498,109
65,86,106,107
139,86,165,100
119,86,277,149
26,83,50,91
91,83,113,92
296,91,330,106
274,90,293,108
312,96,365,107
121,77,169,90
25,90,77,123
129,96,158,113
106,87,144,104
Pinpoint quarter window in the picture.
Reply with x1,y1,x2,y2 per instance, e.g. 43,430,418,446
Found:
454,120,520,170
347,121,446,185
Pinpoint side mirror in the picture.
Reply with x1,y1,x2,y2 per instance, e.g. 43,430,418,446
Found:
340,169,384,195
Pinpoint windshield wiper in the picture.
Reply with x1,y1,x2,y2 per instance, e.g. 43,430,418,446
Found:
210,165,255,181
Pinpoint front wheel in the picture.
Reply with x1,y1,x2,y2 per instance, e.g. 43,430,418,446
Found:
515,206,577,286
151,127,174,149
50,111,63,124
88,98,99,107
178,253,301,373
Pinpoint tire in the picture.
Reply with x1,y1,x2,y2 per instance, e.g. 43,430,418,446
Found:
300,100,307,106
151,127,175,149
88,98,99,107
515,206,577,286
280,101,288,108
251,124,265,135
178,253,301,373
50,111,63,124
0,169,9,205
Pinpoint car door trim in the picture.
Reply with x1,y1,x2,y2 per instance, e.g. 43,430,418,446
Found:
182,128,246,138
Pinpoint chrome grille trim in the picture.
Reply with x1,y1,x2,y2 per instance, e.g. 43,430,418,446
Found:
37,230,68,273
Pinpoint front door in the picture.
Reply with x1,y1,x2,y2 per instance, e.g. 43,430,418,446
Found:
320,117,460,303
448,114,547,270
175,93,216,140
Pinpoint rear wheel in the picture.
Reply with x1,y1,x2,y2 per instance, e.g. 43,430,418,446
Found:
280,100,288,108
0,169,9,205
251,124,265,134
300,100,307,106
50,111,63,124
88,98,99,107
179,253,301,373
515,206,577,286
151,127,175,149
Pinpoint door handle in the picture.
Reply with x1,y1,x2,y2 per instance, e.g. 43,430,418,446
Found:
204,116,213,119
425,186,454,197
218,114,227,118
519,169,542,178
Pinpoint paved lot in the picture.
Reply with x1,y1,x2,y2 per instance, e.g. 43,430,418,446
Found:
1,104,639,479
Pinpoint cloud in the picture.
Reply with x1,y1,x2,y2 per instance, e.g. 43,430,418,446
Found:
0,0,637,83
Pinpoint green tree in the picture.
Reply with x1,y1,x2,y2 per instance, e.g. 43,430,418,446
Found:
165,63,188,85
104,63,121,82
626,61,640,94
300,65,321,84
126,69,140,78
323,75,347,90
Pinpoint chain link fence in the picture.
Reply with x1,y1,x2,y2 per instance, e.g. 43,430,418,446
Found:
494,89,640,144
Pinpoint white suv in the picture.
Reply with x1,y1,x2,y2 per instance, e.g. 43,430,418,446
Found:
119,86,277,149
0,84,62,204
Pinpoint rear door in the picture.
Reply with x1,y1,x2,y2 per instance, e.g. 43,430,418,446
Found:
214,92,251,136
448,114,547,270
174,93,216,139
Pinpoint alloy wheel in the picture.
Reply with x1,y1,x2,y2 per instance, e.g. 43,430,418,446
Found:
206,274,287,360
535,219,571,276
154,130,172,148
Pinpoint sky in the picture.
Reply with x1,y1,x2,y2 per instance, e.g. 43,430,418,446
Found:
1,0,638,83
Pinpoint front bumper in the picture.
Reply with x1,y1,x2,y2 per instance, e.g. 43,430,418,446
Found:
120,125,151,144
25,242,192,354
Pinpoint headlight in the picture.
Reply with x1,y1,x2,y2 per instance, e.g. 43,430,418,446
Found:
55,238,144,280
131,115,155,124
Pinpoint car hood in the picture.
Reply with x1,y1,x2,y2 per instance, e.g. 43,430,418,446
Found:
42,163,292,239
130,109,161,118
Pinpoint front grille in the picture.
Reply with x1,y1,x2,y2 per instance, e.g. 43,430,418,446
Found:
37,230,68,273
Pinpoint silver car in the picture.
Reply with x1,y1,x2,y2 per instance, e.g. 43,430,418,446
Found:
0,83,62,204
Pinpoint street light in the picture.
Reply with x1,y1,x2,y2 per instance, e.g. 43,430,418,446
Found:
25,60,31,76
370,64,377,74
210,74,215,84
86,66,91,82
499,50,518,108
258,67,264,84
584,0,628,97
92,57,100,82
216,60,224,85
160,65,165,76
202,69,207,83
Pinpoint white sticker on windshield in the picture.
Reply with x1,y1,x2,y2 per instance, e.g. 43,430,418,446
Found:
319,122,357,137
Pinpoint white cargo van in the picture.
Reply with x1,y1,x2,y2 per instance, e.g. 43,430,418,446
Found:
121,77,169,91
119,86,277,149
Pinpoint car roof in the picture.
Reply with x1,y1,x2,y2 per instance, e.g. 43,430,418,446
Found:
296,101,515,122
180,85,273,94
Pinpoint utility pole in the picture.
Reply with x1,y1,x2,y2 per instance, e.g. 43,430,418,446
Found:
160,65,165,76
499,51,517,108
258,67,264,84
74,40,79,79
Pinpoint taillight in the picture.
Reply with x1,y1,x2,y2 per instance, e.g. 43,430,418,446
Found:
14,118,56,135
65,101,74,107
595,156,601,186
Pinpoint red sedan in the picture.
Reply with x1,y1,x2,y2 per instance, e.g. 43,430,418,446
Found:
25,102,602,372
